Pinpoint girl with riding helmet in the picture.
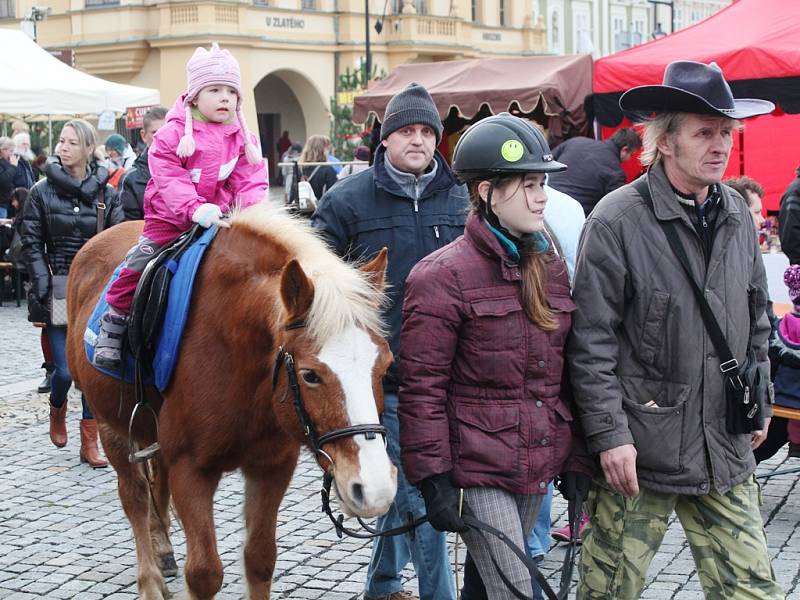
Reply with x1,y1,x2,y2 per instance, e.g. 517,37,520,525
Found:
398,113,592,599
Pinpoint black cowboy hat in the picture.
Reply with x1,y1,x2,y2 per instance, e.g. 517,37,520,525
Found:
619,60,774,119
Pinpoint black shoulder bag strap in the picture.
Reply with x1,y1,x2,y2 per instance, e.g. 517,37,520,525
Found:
96,187,106,234
632,177,743,387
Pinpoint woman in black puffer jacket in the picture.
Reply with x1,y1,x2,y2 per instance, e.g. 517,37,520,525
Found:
20,119,123,468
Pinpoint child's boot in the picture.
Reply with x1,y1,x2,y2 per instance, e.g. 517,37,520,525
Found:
94,308,128,369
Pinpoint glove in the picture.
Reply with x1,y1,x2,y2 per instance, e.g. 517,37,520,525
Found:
420,473,468,533
191,203,228,229
557,471,593,503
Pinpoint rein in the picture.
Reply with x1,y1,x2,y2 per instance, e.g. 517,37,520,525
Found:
272,319,582,600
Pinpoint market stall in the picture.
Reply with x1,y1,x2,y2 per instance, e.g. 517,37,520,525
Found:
353,55,593,155
588,0,800,211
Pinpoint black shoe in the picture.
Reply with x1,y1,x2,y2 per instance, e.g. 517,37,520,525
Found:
37,362,54,393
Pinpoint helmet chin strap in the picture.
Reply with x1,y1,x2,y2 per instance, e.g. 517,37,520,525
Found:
481,179,528,251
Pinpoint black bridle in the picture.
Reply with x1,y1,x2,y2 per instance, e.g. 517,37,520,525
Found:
272,319,582,600
271,320,387,466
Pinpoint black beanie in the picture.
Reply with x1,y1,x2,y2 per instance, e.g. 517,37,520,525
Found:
381,83,443,143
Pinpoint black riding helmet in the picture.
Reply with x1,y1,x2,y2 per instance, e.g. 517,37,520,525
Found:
452,112,566,182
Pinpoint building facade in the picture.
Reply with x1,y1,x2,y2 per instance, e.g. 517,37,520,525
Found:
2,0,728,173
537,0,731,57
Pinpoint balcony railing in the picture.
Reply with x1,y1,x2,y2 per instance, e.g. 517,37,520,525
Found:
85,0,120,7
0,0,13,19
382,14,460,41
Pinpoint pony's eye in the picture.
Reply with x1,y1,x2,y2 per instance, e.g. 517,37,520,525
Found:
301,370,322,385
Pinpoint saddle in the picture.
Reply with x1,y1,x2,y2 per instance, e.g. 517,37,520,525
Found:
128,225,204,364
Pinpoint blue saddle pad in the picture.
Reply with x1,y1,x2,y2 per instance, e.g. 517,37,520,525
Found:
84,226,219,391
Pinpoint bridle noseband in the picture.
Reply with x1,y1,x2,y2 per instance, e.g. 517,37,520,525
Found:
271,319,387,467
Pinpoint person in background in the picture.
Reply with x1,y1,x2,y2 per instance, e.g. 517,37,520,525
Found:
338,144,371,179
725,175,766,230
299,135,338,202
281,142,303,205
13,132,35,191
19,118,123,468
275,130,292,185
778,165,800,264
547,128,642,217
32,152,47,182
569,60,781,600
120,106,167,221
312,82,468,600
769,265,800,459
105,133,137,170
0,137,19,219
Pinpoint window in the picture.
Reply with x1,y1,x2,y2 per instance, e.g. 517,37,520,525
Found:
0,0,13,19
471,0,478,22
86,0,119,6
415,0,426,15
301,0,315,8
499,0,505,26
253,0,269,5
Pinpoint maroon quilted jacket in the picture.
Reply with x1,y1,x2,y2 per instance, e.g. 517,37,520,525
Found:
399,211,590,494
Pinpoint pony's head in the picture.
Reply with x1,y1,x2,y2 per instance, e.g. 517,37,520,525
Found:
236,207,397,519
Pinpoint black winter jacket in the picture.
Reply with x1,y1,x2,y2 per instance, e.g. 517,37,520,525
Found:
547,138,627,216
301,164,338,202
311,145,469,392
779,173,800,264
20,158,123,323
120,148,150,221
0,159,16,209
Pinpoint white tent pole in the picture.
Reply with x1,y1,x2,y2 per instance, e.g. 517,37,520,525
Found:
48,114,52,155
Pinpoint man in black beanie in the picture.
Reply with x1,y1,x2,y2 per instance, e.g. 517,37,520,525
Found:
312,82,467,600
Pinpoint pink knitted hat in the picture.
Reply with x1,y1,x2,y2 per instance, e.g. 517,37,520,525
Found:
176,42,261,165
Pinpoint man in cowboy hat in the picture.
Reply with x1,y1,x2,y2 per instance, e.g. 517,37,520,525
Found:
568,60,783,599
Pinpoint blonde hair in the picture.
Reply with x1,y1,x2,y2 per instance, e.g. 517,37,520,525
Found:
639,113,685,167
62,119,98,161
301,135,330,163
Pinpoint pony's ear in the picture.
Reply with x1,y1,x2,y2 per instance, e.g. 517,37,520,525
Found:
280,259,315,323
360,247,388,291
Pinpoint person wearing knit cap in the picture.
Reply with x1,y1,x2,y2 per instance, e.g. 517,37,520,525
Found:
94,42,268,369
769,265,800,459
312,81,466,600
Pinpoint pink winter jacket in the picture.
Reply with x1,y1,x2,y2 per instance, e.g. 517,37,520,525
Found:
142,95,268,239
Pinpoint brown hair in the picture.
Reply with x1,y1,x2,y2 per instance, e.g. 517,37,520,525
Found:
724,176,764,205
468,177,557,331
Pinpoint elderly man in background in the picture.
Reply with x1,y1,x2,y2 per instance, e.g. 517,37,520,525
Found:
13,132,35,190
569,60,783,600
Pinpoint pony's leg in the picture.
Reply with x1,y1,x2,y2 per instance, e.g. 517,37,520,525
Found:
148,458,177,578
169,458,223,600
241,463,294,600
99,423,170,600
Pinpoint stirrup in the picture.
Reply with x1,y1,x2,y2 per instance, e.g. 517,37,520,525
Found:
127,401,161,463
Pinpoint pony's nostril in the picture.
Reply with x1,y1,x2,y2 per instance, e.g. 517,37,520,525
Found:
350,482,365,507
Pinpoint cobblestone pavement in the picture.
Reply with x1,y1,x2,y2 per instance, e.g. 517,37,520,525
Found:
1,302,799,599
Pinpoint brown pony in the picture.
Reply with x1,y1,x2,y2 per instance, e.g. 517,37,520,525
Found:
66,204,397,600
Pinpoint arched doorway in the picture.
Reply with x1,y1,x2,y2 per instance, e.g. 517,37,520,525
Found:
254,70,329,182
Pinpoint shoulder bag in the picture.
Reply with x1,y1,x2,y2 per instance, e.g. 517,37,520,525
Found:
634,176,765,434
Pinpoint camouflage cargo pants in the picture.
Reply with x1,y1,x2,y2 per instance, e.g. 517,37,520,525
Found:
577,475,784,600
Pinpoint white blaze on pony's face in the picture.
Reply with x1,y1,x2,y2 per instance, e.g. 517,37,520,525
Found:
318,325,397,518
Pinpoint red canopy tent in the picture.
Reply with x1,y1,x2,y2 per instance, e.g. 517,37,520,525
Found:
590,0,800,211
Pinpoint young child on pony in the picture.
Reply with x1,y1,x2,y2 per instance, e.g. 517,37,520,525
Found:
94,42,268,369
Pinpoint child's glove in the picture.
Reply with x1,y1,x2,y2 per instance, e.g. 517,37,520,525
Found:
191,204,229,229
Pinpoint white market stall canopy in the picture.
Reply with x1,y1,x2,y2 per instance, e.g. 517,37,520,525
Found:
0,29,159,116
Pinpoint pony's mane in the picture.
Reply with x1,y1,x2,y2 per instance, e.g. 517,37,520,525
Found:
230,204,386,346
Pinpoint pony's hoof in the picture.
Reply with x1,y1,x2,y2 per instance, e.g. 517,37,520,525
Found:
159,552,178,577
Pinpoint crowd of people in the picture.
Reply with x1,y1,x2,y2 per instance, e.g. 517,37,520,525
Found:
1,42,799,600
